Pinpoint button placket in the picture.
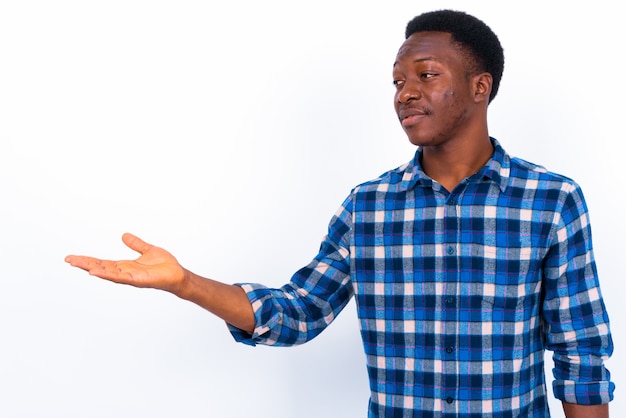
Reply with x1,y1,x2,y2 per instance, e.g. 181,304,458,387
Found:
442,191,460,410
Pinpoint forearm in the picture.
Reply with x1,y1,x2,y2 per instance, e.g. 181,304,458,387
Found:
174,268,255,333
563,402,608,418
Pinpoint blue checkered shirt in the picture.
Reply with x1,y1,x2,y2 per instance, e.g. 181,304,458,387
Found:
229,138,614,417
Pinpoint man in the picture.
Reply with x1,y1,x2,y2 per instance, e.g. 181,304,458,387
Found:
65,9,614,418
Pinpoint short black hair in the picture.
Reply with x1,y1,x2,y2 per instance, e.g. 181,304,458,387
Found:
405,10,504,103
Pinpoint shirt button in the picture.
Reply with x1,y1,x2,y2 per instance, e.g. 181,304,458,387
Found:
445,296,454,304
445,346,454,354
446,397,454,404
446,246,455,255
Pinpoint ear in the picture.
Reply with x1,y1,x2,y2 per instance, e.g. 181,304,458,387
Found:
472,72,493,104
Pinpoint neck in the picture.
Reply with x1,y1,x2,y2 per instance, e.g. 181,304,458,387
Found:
421,134,494,192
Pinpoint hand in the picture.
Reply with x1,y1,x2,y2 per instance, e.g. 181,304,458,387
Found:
66,233,255,332
65,233,186,294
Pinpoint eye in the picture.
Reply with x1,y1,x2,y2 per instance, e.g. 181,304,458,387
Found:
392,79,405,88
421,72,437,79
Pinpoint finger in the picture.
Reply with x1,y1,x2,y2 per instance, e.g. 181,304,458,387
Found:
88,260,132,282
67,256,132,282
65,256,122,278
65,255,106,271
121,233,153,255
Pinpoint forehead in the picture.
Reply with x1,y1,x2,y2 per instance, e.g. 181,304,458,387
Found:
394,31,462,65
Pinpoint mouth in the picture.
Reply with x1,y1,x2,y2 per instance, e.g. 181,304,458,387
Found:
399,108,429,128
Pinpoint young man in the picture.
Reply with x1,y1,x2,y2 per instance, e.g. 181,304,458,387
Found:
65,10,614,418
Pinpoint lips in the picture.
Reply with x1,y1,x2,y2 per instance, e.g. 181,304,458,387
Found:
398,107,429,128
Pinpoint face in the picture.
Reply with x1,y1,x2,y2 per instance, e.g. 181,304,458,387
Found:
393,31,481,147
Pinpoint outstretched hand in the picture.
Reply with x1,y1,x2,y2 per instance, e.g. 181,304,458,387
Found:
65,233,186,294
66,232,255,332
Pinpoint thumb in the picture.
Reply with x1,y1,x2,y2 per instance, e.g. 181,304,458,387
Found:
121,232,153,255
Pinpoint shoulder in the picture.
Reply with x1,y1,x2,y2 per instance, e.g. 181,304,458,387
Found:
508,156,579,193
351,161,413,194
507,156,590,221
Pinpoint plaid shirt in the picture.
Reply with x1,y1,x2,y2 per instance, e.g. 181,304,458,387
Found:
229,138,614,417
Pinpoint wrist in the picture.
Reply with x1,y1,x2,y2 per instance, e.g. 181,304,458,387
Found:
169,267,193,299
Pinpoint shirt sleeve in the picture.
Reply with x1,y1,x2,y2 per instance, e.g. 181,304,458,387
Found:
228,195,354,347
542,182,615,405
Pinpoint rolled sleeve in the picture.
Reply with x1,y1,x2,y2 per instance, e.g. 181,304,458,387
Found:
543,183,614,404
228,196,354,347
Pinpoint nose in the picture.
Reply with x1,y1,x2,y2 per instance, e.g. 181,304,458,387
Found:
396,80,422,104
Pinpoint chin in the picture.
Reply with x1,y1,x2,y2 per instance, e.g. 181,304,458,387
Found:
404,128,434,147
406,136,437,148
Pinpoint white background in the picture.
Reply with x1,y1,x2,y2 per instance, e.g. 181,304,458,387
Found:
1,1,623,417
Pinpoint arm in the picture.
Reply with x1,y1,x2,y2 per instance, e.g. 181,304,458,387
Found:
228,196,355,347
562,402,608,418
65,232,255,332
543,184,614,406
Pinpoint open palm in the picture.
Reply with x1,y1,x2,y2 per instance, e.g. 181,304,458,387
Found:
65,233,185,292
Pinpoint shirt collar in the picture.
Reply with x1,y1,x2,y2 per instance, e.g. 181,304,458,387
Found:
399,137,510,193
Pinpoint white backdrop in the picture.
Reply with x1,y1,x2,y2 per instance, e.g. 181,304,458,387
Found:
1,1,623,417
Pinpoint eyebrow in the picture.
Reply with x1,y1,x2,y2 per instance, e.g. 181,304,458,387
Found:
393,56,436,68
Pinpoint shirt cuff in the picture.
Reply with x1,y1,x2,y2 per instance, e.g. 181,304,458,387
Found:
226,283,278,346
227,323,257,346
552,379,615,405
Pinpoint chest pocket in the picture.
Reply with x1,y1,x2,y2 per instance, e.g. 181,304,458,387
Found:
467,233,543,310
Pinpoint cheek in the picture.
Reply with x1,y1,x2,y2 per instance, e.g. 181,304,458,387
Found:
441,89,464,112
443,89,456,101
